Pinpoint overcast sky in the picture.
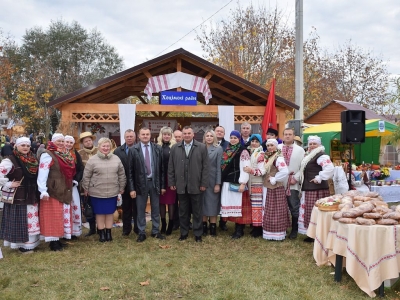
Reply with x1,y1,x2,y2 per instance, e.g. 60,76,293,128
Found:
1,0,399,76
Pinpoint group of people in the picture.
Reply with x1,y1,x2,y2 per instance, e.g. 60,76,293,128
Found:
0,121,334,254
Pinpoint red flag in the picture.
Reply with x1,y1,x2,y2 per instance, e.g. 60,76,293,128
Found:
261,78,277,140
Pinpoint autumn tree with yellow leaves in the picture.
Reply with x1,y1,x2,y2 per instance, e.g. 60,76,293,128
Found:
197,3,390,118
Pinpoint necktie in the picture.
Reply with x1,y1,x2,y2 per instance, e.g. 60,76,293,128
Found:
185,144,190,156
144,145,151,176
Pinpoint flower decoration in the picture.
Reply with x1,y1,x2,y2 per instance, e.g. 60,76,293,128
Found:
88,122,106,135
370,167,390,180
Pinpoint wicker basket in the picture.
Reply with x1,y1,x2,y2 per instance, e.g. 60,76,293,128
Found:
318,203,340,212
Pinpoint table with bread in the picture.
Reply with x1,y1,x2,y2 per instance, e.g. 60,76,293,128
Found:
307,190,400,297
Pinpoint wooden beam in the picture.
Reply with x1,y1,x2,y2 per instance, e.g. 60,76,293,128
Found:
177,58,181,72
205,73,213,80
143,71,152,78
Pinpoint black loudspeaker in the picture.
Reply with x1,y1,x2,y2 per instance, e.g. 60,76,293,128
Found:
340,110,365,144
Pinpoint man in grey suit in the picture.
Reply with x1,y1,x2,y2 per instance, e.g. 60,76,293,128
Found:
168,126,209,242
129,127,166,242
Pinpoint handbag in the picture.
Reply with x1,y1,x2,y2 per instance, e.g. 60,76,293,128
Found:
228,183,248,192
0,177,24,204
83,197,94,219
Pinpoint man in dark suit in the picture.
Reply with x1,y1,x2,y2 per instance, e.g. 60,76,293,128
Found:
129,127,166,242
168,126,209,242
215,126,229,151
113,129,138,236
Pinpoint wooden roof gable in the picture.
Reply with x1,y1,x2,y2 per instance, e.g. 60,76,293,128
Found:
49,48,298,110
304,100,390,124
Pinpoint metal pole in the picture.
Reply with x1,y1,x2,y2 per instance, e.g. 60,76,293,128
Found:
295,0,304,121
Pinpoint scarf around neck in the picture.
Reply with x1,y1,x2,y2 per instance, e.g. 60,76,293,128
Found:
221,142,241,171
47,141,76,188
13,149,39,175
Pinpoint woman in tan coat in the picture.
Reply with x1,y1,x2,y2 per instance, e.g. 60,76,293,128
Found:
82,138,126,242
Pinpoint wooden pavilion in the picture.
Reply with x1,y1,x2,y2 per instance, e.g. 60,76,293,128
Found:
49,48,298,144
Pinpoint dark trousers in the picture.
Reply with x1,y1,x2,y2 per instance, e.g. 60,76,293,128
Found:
121,191,137,234
178,190,202,237
173,194,180,224
287,189,300,218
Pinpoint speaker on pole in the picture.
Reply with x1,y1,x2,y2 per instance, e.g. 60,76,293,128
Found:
340,110,365,144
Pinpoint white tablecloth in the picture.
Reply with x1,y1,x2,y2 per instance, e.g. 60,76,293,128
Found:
371,185,400,203
308,207,400,297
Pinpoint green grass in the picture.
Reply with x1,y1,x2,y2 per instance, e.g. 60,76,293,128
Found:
1,223,400,300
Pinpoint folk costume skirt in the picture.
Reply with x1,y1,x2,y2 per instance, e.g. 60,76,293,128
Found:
0,203,40,250
262,186,291,240
40,197,73,241
298,189,330,235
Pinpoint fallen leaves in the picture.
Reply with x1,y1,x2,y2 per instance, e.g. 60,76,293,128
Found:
100,286,110,291
159,244,172,249
139,280,150,286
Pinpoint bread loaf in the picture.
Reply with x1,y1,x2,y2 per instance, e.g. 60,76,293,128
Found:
382,212,400,220
363,212,381,219
333,211,343,220
376,219,398,225
372,207,393,216
339,218,356,224
353,201,363,207
356,217,376,225
365,192,379,198
353,196,371,202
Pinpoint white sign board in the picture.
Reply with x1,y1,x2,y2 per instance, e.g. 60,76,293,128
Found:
378,120,385,133
143,120,177,134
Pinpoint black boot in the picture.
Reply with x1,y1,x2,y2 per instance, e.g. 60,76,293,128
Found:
98,229,106,242
85,221,96,237
166,220,174,236
105,229,112,242
251,226,262,238
219,219,228,231
49,241,63,251
289,217,298,240
209,223,217,236
160,218,167,234
231,223,244,239
202,222,208,236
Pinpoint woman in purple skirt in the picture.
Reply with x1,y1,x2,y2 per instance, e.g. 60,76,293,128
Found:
157,127,177,235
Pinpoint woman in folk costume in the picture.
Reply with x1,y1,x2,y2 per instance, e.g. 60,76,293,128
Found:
243,134,266,238
295,135,334,242
64,135,84,239
0,137,40,254
157,126,177,236
202,129,223,237
220,130,250,239
262,139,290,241
37,133,76,251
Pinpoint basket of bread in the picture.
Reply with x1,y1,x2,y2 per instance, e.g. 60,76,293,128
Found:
331,191,400,225
315,196,341,211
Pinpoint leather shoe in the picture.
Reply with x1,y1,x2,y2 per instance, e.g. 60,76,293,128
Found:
136,234,146,242
122,231,130,236
178,234,188,241
195,236,202,243
151,233,166,240
303,237,314,243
